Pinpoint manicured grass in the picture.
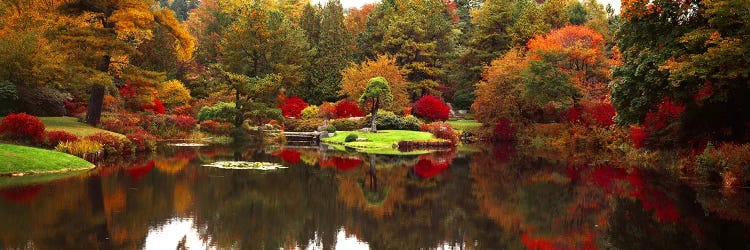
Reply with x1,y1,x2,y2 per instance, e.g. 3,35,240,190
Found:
0,144,95,175
447,119,482,131
39,117,125,138
322,130,441,155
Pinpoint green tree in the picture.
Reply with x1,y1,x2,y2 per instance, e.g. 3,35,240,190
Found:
360,77,394,132
293,0,351,104
219,4,308,89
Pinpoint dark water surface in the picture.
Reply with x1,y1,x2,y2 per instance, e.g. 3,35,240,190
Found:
0,144,749,249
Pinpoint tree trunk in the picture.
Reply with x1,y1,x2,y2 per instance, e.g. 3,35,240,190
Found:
370,98,379,132
234,89,243,128
85,84,105,125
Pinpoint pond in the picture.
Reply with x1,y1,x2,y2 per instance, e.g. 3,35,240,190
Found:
0,143,748,249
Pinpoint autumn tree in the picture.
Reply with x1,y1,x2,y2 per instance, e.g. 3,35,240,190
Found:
340,55,409,112
53,0,195,125
360,77,394,132
472,49,529,124
612,0,750,143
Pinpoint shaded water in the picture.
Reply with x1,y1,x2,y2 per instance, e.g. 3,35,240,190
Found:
0,144,749,249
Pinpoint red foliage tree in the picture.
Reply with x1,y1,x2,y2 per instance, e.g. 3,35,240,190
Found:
412,95,450,121
335,100,363,118
0,113,45,142
280,96,308,118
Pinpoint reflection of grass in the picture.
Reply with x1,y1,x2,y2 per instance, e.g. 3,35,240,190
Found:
447,120,482,131
40,117,125,138
458,144,482,153
322,130,441,155
0,170,88,188
0,144,95,175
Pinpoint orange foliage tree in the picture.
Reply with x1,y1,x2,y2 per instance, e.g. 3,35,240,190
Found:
472,49,529,124
527,25,610,100
340,54,410,112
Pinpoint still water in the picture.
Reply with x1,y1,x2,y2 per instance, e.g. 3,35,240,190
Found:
0,144,748,249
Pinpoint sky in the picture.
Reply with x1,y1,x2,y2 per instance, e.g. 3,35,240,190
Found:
314,0,621,13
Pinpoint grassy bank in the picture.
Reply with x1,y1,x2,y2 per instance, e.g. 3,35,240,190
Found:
40,117,125,138
322,130,443,155
447,120,482,132
0,144,95,175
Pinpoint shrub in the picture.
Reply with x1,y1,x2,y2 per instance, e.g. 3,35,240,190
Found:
345,133,358,142
142,98,166,114
319,102,337,119
301,105,319,120
200,120,232,135
493,118,516,141
55,139,103,157
157,79,191,106
280,96,308,118
364,111,422,131
296,118,325,132
325,125,336,133
0,113,45,142
694,143,750,190
85,132,132,155
172,104,193,116
126,131,158,152
0,80,17,115
197,102,236,122
43,131,78,148
565,102,616,127
412,95,450,121
335,100,363,118
15,85,67,116
173,115,197,130
420,122,459,145
332,118,363,131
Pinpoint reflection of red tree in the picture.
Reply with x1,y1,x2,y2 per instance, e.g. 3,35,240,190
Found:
584,166,681,222
126,160,155,182
413,158,449,178
319,156,363,171
0,185,42,204
493,144,517,162
521,233,557,250
274,149,301,164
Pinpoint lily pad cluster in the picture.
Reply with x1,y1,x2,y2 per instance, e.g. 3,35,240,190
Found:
203,161,287,170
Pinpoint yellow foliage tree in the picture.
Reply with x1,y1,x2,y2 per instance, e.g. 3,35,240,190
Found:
157,79,191,106
340,54,410,112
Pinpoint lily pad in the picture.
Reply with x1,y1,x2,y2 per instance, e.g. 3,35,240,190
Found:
203,161,288,170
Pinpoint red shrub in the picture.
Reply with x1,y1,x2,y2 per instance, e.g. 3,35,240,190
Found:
280,96,308,118
644,99,684,131
200,120,232,135
118,81,137,98
44,130,79,147
172,104,193,116
412,95,450,121
0,113,45,141
335,100,363,118
126,131,157,152
319,102,337,119
628,126,647,149
173,115,197,130
565,106,584,124
64,100,87,116
420,122,459,145
493,118,516,142
565,103,615,127
86,132,132,155
142,98,166,114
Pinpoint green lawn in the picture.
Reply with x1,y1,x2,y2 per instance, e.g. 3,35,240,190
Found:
322,130,441,155
40,117,125,138
447,119,482,132
0,144,95,175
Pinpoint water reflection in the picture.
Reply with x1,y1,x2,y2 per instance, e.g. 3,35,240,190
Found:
0,144,748,249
